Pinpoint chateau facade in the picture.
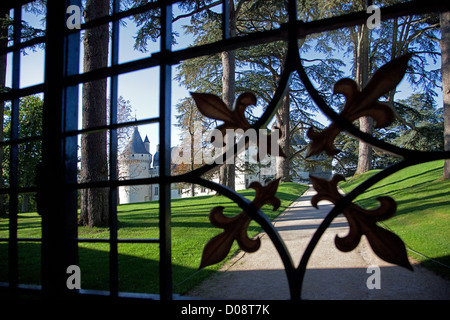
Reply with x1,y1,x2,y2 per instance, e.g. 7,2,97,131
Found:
118,127,180,204
118,128,331,204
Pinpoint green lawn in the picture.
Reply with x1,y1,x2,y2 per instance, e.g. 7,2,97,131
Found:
0,182,308,295
339,160,450,278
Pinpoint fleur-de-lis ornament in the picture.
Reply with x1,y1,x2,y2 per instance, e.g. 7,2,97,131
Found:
191,92,286,158
307,53,412,157
310,174,412,271
199,178,281,269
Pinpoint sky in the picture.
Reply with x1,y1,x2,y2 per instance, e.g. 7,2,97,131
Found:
6,4,443,159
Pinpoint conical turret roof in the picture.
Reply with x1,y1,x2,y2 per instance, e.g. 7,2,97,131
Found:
124,127,150,154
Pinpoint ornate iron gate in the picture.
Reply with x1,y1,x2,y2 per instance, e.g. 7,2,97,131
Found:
0,0,449,301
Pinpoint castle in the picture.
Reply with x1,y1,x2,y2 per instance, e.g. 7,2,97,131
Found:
118,127,180,204
118,128,331,204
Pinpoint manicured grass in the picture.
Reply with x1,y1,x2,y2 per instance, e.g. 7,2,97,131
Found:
0,182,308,295
339,160,450,278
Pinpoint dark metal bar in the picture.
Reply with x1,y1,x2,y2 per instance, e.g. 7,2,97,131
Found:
62,116,160,138
222,0,230,40
184,60,292,179
61,54,162,88
57,0,449,90
3,0,447,301
77,238,160,244
159,1,173,301
284,0,303,299
61,0,82,298
109,0,121,298
0,0,34,12
185,175,297,296
0,186,38,195
66,0,448,43
296,58,411,158
40,0,80,298
8,4,22,294
297,0,450,39
0,238,42,242
63,0,180,34
0,36,46,56
60,27,284,88
65,177,160,191
296,159,413,299
0,135,41,148
0,84,45,103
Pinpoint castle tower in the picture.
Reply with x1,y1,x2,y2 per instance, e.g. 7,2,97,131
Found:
144,135,150,153
118,127,153,204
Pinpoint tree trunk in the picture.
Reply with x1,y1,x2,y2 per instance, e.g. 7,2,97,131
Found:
190,131,195,197
441,11,450,179
355,23,373,175
21,194,29,213
276,93,290,182
220,0,236,190
0,9,8,215
79,0,110,227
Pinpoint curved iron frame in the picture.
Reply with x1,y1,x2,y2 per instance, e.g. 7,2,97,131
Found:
0,0,449,301
171,0,450,300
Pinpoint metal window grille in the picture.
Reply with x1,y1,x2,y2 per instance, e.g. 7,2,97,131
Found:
0,0,449,301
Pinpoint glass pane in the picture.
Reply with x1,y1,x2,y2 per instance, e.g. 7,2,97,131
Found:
117,67,160,120
118,17,160,64
119,3,161,59
118,243,159,294
78,242,109,291
172,1,222,51
17,193,40,238
18,241,41,286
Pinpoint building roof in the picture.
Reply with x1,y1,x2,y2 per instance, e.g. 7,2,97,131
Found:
124,127,150,155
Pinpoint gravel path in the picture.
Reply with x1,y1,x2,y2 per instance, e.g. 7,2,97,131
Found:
186,187,450,300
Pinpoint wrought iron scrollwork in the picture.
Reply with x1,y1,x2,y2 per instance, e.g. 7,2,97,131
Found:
199,179,281,269
310,174,412,271
172,1,450,301
189,51,415,284
306,54,411,158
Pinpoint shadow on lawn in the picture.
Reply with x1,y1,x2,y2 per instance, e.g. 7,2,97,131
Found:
360,166,442,195
0,242,214,296
354,179,450,217
395,190,450,215
188,264,450,300
116,186,308,229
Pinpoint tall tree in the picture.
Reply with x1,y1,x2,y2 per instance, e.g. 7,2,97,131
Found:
220,0,238,190
79,0,110,227
110,96,135,155
354,21,373,174
374,93,444,167
441,11,450,179
176,0,344,182
173,97,208,196
129,0,239,189
236,0,345,181
340,1,441,174
345,0,373,175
